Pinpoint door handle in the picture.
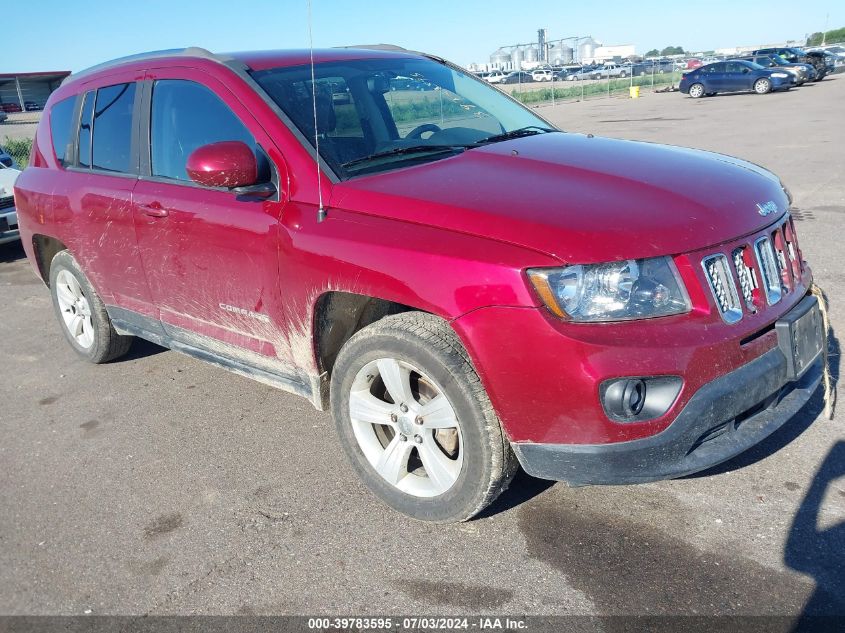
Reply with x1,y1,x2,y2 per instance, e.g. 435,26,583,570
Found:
137,202,169,218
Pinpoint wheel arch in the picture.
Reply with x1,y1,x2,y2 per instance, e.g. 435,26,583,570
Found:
313,290,424,379
31,234,69,286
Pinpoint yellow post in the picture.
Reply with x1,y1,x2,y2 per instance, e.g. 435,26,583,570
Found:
629,86,640,99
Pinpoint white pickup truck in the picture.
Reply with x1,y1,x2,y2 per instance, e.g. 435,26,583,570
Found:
590,63,631,79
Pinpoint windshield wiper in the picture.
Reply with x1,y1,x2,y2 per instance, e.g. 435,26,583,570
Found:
472,126,556,146
342,145,470,169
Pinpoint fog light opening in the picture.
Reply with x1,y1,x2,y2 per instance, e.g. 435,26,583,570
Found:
600,376,683,423
622,379,646,417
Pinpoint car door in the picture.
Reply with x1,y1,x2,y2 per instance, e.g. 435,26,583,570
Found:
131,68,291,365
49,73,155,317
699,63,722,91
719,62,745,92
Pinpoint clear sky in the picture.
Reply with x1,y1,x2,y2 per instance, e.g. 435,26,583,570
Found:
3,0,841,73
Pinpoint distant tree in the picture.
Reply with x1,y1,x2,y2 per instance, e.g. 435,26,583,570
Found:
808,27,845,45
645,48,659,57
660,46,685,56
824,27,845,43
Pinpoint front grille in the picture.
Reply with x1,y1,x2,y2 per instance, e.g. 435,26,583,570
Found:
0,196,14,211
702,214,803,324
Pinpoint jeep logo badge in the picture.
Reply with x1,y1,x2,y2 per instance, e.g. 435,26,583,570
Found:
757,201,779,216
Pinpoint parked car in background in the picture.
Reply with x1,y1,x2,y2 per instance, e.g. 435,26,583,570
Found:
680,60,794,98
738,55,812,85
752,47,829,80
501,71,534,84
531,69,554,82
554,66,583,81
0,145,18,169
484,69,507,84
24,101,43,111
566,67,597,81
818,50,844,72
0,102,23,113
633,60,675,76
0,162,21,245
0,111,7,124
685,58,703,70
590,63,630,78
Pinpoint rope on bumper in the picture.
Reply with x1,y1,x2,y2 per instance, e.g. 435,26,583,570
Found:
810,283,835,419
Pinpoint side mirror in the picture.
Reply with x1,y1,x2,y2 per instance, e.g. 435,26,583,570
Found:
186,141,258,189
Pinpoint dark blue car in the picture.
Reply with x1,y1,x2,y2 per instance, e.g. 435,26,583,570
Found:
679,60,794,98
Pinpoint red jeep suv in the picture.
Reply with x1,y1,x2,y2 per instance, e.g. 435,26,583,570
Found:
14,46,824,522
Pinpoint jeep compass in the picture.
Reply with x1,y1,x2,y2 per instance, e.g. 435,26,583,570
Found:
14,46,823,522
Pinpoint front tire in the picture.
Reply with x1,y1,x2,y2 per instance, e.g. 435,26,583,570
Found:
689,83,705,98
330,312,518,523
49,251,133,363
754,78,772,94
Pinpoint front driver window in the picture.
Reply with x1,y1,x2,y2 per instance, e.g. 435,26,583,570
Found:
150,80,267,183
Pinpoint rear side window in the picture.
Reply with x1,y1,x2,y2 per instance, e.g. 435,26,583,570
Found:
92,83,136,173
150,80,258,182
49,97,76,166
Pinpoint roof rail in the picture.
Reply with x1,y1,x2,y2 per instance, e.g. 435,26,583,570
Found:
335,43,445,64
337,44,410,52
61,47,228,86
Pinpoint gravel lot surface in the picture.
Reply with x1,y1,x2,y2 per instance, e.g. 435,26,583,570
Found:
1,76,843,627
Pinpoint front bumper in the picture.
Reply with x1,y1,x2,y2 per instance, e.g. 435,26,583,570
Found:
771,76,794,90
0,207,19,245
513,348,821,485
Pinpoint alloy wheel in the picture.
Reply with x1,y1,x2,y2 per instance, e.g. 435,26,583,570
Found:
55,269,95,349
348,358,463,498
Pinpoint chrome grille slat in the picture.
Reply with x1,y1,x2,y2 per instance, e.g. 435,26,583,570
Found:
754,236,783,305
732,247,757,311
702,254,743,324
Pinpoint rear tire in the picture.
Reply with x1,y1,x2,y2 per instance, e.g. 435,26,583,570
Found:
330,312,518,523
754,78,772,94
49,251,133,363
689,83,705,98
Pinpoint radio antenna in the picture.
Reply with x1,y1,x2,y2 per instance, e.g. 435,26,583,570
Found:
307,0,327,222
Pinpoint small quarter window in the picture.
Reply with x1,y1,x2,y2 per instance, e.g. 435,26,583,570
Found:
49,96,76,166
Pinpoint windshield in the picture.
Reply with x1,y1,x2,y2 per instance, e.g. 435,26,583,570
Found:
251,57,555,178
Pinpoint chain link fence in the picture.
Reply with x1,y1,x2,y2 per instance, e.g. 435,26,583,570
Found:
503,65,681,107
1,137,33,168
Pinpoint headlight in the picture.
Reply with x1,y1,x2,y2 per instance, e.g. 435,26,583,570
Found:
527,256,691,322
772,72,789,78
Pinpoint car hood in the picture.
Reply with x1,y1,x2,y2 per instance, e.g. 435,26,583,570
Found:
0,167,21,197
332,132,790,264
